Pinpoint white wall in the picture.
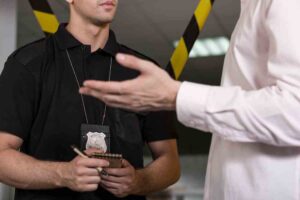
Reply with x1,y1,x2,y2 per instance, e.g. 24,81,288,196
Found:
0,0,17,199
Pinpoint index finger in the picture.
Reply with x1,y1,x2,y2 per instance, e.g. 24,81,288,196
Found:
81,80,125,95
77,157,110,168
116,53,155,74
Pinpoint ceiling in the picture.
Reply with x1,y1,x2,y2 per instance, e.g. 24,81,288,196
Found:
17,0,241,154
18,0,240,82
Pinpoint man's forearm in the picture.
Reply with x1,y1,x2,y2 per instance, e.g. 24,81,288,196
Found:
133,155,180,195
0,149,66,189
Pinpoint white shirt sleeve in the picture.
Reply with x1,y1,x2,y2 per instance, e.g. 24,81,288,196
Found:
176,0,300,147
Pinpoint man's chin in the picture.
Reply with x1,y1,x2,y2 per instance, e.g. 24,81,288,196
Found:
91,18,114,26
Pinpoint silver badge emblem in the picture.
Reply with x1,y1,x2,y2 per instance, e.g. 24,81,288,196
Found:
86,132,107,152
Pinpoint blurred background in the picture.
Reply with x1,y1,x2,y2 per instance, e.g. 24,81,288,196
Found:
0,0,240,199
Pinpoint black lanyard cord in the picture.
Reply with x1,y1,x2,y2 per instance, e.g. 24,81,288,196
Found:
65,49,112,125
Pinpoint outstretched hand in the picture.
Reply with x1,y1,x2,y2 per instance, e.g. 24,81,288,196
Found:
79,53,181,112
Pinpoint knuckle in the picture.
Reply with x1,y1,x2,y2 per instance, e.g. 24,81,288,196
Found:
124,179,130,185
92,184,99,191
97,177,101,183
85,184,98,192
120,185,126,191
128,179,133,185
75,177,82,184
102,95,109,102
98,159,107,166
120,84,128,94
74,168,82,175
74,158,82,166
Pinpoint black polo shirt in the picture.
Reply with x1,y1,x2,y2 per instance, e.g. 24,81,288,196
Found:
0,24,177,200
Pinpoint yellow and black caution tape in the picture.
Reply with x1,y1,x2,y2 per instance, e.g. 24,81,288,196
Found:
27,0,213,77
166,0,215,80
28,0,59,35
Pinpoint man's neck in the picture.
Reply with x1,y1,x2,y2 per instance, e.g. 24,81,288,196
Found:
66,19,110,52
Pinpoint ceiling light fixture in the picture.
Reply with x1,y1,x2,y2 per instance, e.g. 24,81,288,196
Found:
174,36,230,58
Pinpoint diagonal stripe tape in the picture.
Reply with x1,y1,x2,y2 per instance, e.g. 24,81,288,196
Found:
194,0,212,30
28,0,52,13
167,0,214,80
28,0,59,35
166,63,176,79
33,11,59,34
170,38,189,79
183,15,200,52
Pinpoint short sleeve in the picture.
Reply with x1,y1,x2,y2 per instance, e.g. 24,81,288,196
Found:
0,56,36,140
142,111,178,142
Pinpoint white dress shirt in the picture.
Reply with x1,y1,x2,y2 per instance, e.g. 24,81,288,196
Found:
176,0,300,199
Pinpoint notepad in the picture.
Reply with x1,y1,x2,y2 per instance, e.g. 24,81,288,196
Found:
90,153,123,168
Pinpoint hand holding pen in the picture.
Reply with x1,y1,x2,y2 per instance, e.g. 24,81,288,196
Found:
70,145,105,174
59,145,109,192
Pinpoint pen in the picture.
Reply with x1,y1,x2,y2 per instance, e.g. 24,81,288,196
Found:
70,145,103,173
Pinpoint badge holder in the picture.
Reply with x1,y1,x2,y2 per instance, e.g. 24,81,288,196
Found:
80,124,110,152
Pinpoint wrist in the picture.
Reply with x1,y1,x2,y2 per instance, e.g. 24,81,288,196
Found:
132,169,143,195
168,80,181,110
55,162,69,188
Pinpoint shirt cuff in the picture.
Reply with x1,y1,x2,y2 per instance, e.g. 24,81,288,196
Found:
176,81,211,132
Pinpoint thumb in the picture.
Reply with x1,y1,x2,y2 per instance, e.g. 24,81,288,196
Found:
121,159,131,168
116,53,155,74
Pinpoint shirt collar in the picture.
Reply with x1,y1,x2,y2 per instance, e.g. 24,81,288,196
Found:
54,23,119,56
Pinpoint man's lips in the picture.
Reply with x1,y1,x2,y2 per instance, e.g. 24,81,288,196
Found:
99,1,115,6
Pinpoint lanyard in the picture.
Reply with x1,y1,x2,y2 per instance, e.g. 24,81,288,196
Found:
65,49,112,125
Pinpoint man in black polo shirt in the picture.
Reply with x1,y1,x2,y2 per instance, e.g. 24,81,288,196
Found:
0,0,180,200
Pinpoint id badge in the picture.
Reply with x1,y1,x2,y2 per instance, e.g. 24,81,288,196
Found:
80,124,110,152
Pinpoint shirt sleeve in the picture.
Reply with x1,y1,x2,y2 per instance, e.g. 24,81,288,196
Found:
142,111,178,142
176,0,300,147
0,56,36,140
